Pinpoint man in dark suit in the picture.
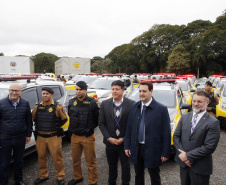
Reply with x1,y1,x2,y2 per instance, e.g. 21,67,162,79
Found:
173,90,220,185
99,80,135,185
124,81,171,185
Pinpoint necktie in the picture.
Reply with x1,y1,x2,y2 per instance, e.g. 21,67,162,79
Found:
114,104,121,136
191,114,198,133
138,105,146,143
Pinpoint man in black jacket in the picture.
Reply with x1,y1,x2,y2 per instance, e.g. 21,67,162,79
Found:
0,83,32,185
68,81,99,185
99,80,135,185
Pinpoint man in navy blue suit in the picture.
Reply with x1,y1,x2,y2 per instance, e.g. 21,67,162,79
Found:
124,81,171,185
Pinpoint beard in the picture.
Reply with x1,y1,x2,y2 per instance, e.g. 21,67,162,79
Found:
193,103,208,114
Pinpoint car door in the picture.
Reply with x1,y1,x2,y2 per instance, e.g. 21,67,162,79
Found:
20,87,39,150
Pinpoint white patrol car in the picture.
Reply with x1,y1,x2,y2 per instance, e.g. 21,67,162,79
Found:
0,81,70,156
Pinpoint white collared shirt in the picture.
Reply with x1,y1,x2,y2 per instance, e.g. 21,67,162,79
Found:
141,98,152,113
113,97,124,106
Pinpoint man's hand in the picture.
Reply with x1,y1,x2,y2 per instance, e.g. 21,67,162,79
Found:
125,150,131,157
116,138,124,145
178,149,188,162
161,156,168,162
185,160,192,167
26,137,31,144
108,138,118,145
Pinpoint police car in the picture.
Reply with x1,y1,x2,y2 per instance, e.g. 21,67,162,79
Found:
128,80,190,154
176,79,196,105
88,75,132,103
0,80,70,156
216,83,226,127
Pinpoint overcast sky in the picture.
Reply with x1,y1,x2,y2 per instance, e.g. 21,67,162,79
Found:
0,0,225,58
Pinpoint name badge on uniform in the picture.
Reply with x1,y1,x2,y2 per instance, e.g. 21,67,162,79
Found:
83,101,90,104
38,107,45,109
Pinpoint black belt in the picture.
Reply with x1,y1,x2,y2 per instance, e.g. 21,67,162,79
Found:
37,132,58,138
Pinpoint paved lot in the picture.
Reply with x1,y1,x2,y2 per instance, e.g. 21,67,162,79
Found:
8,126,226,185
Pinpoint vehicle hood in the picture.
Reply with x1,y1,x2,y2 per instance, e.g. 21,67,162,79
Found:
168,108,177,122
88,89,111,98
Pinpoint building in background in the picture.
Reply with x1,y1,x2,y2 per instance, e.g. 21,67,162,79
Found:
55,57,90,75
0,56,34,74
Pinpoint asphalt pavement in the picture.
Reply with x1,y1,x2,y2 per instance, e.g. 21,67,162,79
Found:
7,126,226,185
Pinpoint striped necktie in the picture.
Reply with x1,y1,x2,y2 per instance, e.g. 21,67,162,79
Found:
191,114,198,133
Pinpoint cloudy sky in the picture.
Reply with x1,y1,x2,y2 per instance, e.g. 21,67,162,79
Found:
1,0,225,58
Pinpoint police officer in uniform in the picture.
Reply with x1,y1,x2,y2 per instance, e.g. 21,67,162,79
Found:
132,75,140,83
68,81,99,185
205,81,219,117
32,87,67,185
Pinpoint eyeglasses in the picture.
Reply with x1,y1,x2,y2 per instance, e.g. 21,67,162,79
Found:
192,100,207,104
9,89,21,93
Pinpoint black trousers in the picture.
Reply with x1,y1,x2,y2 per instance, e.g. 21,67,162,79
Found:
0,136,26,185
180,166,210,185
134,144,161,185
106,143,130,185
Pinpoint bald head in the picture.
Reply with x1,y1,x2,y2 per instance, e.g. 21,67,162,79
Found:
9,83,22,102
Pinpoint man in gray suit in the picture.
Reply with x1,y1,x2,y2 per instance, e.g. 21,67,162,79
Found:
174,90,220,185
99,80,135,185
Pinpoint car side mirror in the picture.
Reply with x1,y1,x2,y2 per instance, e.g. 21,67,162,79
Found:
180,102,191,110
190,88,196,92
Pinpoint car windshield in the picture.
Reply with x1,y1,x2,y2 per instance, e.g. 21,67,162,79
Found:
77,76,97,84
71,75,82,81
223,87,226,97
197,79,206,85
0,88,9,99
89,78,117,90
177,82,188,91
128,88,176,108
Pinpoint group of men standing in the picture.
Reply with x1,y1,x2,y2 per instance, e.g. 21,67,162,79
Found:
0,79,221,185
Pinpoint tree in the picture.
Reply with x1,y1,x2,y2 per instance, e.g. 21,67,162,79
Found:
32,53,59,73
167,45,191,74
0,53,4,56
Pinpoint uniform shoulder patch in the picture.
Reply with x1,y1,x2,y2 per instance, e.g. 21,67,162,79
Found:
73,101,77,106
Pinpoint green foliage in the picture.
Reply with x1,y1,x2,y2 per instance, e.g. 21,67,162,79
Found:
105,12,226,75
0,53,4,56
32,52,59,73
167,45,190,74
91,56,112,73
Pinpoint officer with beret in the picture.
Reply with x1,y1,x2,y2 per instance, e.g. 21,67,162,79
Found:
32,87,68,185
204,81,219,117
68,81,99,185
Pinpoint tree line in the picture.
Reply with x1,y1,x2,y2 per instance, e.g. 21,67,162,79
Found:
97,12,226,77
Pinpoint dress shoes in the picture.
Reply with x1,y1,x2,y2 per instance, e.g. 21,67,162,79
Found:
57,179,65,185
67,178,83,185
15,181,26,185
34,177,49,185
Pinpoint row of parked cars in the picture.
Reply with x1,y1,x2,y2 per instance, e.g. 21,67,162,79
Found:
1,73,225,157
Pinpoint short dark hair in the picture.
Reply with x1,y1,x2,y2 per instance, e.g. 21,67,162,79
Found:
140,81,153,91
111,80,125,89
205,81,213,87
134,75,137,77
194,90,210,100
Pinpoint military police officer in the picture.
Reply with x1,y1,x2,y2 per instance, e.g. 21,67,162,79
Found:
32,87,67,185
68,81,99,185
205,81,219,117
